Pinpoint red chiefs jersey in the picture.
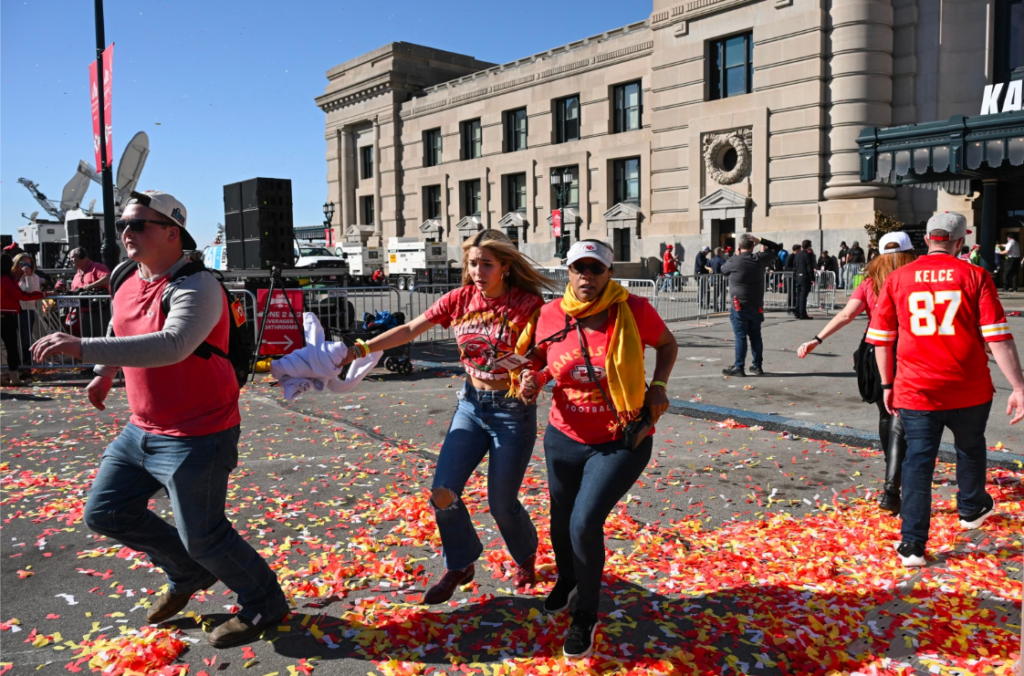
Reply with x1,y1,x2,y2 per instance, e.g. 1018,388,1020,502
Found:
866,253,1012,411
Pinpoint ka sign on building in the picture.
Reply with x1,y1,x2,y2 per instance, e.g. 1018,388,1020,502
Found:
980,81,1024,115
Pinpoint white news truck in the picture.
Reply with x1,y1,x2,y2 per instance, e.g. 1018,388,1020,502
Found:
386,237,450,290
339,244,384,284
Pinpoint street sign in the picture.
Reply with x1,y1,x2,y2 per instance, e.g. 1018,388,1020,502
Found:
552,209,562,238
256,289,304,356
56,298,81,308
89,45,114,171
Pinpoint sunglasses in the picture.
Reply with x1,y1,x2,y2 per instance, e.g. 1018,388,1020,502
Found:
115,218,174,235
18,261,32,268
569,261,608,276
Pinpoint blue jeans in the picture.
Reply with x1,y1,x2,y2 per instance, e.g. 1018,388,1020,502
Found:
898,401,992,546
432,382,539,571
544,425,653,613
84,423,289,622
730,306,764,369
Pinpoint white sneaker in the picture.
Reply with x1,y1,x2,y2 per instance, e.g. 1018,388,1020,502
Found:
959,497,996,530
895,542,926,567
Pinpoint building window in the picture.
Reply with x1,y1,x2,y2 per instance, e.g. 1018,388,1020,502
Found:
461,179,481,217
550,166,579,208
423,185,442,220
553,95,580,144
996,0,1024,83
708,32,753,100
503,108,528,152
613,157,641,206
360,146,374,180
461,119,482,160
504,173,527,212
613,81,642,133
360,195,375,225
423,129,442,167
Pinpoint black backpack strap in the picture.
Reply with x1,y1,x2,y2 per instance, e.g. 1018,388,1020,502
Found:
156,260,229,362
109,261,140,298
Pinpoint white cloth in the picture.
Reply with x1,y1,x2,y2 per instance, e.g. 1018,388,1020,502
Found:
270,313,381,401
19,274,41,311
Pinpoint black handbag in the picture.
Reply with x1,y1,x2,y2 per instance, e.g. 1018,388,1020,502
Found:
853,334,882,404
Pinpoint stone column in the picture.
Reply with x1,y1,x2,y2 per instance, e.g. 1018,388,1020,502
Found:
373,116,382,239
824,0,896,200
339,127,354,229
981,179,999,272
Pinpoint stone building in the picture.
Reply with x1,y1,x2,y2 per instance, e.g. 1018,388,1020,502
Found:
317,0,1016,271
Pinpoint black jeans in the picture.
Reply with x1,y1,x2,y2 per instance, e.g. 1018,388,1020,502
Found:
794,277,811,318
1003,257,1020,292
1,311,22,371
544,425,652,613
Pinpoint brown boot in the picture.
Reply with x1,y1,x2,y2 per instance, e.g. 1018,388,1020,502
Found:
206,613,286,648
422,565,475,605
147,576,217,624
513,554,536,589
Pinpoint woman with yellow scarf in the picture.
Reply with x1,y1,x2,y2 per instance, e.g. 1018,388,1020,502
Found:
519,239,677,660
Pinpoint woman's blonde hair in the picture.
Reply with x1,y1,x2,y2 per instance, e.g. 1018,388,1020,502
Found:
11,253,35,273
864,241,916,294
460,229,555,298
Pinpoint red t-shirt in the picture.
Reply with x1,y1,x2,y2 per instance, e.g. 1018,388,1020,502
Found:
424,285,545,381
71,261,111,291
113,271,240,436
536,295,667,444
866,253,1012,411
663,251,677,275
849,278,877,322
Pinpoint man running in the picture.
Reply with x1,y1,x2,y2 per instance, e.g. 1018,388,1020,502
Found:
867,212,1024,567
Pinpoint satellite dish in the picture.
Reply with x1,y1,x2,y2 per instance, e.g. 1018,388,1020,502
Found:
30,211,39,222
60,170,91,213
86,199,97,215
77,160,101,185
115,131,150,203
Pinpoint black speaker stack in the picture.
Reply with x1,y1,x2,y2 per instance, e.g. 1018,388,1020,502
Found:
0,235,12,249
66,218,102,260
40,242,63,269
223,178,295,270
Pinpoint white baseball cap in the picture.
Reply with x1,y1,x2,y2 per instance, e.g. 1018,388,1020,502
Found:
878,231,914,253
566,240,614,268
925,211,971,242
125,190,197,250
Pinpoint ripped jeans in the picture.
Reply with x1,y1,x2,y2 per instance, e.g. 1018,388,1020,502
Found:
431,381,539,571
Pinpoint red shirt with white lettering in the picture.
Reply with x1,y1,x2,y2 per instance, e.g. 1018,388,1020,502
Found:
536,295,666,444
424,285,544,381
866,253,1011,411
113,272,240,436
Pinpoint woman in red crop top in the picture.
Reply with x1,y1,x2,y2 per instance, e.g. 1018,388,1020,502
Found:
516,239,678,660
341,230,553,605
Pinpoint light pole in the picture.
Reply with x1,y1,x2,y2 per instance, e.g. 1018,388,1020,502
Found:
323,201,335,247
94,0,117,271
550,169,573,259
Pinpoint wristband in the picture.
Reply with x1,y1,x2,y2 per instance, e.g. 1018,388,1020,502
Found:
650,380,668,389
354,339,370,359
881,383,893,390
813,336,824,345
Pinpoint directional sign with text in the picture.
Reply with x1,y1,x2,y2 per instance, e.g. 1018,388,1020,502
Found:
256,289,304,356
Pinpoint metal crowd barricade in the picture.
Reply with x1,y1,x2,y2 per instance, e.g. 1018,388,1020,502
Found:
24,294,113,370
763,271,793,312
300,285,403,342
653,274,718,322
812,271,837,313
407,283,460,343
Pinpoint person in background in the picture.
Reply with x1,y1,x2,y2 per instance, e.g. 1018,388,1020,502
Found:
13,254,43,368
969,244,982,266
721,234,783,376
661,244,679,292
517,239,677,660
371,268,385,285
958,245,971,262
846,240,866,289
709,247,727,312
798,232,916,514
69,247,112,339
867,245,880,262
868,212,1024,567
777,242,789,268
997,233,1020,292
793,240,816,320
694,245,711,309
837,241,849,289
1,254,46,386
784,243,801,313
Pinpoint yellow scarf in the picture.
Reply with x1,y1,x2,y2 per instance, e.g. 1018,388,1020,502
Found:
505,308,541,399
561,280,646,427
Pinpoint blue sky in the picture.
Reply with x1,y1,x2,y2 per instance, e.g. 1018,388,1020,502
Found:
1,0,648,249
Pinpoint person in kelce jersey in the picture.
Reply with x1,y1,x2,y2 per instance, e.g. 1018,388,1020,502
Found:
517,239,677,660
867,211,1024,568
340,229,554,604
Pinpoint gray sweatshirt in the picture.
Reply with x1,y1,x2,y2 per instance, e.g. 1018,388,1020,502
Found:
82,256,224,379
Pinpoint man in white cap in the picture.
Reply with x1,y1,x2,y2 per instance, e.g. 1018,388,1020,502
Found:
32,190,289,646
867,211,1024,567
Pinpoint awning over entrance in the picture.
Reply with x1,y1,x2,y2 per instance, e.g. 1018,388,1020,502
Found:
857,110,1024,269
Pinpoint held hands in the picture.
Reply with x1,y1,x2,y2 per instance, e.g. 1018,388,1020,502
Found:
645,384,670,424
797,340,818,358
86,376,112,411
1008,389,1024,425
518,370,542,405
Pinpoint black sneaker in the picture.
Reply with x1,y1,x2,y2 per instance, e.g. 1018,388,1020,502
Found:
877,490,901,516
543,579,578,613
959,495,996,529
749,366,764,376
721,366,745,377
895,541,926,567
562,611,599,660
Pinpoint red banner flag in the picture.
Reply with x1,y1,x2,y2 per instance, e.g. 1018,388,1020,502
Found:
89,44,114,171
552,209,563,238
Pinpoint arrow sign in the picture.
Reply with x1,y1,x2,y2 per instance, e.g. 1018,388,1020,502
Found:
256,289,303,356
